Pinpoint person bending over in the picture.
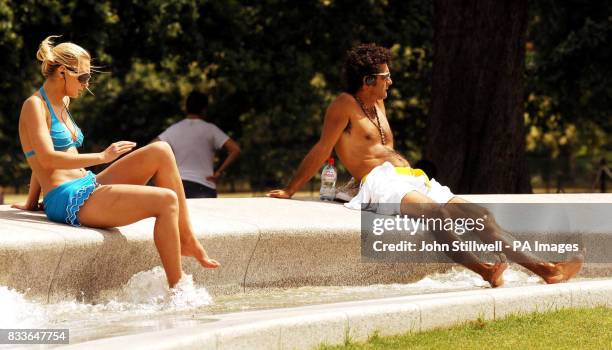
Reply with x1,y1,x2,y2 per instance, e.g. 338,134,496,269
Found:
153,91,241,198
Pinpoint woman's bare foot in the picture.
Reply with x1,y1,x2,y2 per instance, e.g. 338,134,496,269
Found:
180,238,220,269
167,270,187,289
482,254,508,288
542,253,584,284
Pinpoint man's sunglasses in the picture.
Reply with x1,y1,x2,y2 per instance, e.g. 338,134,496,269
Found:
370,72,391,80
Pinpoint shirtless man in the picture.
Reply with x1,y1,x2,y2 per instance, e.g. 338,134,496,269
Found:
268,43,583,287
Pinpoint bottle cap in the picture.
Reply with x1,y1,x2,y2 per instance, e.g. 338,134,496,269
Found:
329,157,335,166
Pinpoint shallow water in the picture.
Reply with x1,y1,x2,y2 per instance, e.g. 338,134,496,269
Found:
0,266,562,348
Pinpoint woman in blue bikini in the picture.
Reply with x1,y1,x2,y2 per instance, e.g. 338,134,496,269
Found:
14,36,220,288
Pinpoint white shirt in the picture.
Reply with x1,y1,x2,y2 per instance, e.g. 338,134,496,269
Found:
158,118,229,189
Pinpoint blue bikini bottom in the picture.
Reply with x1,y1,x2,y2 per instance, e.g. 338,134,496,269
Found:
43,171,99,227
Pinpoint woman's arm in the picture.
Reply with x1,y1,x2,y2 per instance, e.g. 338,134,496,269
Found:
25,173,42,207
22,97,135,169
11,173,43,211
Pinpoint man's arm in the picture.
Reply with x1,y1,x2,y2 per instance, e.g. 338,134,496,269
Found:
206,138,241,184
268,100,349,198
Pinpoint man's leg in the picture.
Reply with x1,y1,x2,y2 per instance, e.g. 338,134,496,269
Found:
181,180,198,199
182,180,218,199
447,197,583,283
400,191,508,287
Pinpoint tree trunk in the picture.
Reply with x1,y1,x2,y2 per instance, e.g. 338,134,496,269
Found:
426,0,532,194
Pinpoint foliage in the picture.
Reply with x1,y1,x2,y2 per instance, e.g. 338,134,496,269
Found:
525,0,612,187
0,0,433,190
0,0,609,191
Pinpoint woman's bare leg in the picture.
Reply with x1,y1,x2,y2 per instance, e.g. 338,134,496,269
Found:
400,191,508,287
95,141,219,268
447,197,583,283
78,184,183,287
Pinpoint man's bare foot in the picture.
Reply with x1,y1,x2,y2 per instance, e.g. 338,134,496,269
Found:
542,253,584,284
482,254,508,288
181,238,220,269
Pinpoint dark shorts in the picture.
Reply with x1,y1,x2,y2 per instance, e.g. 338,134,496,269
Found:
182,180,217,198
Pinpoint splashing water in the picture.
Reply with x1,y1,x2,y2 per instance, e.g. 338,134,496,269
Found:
100,266,213,310
0,286,48,328
411,265,542,290
0,265,549,345
0,265,541,327
0,267,213,332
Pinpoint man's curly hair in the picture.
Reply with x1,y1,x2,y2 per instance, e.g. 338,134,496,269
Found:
343,43,392,94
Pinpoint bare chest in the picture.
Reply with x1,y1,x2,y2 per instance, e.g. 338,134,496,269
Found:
344,109,392,146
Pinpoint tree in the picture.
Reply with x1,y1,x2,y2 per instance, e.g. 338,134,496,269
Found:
0,0,436,191
425,0,532,194
523,0,612,190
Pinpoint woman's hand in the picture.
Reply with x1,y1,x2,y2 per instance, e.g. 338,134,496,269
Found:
102,141,137,163
11,201,44,211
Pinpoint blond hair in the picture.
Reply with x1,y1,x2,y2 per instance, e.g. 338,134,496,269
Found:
36,35,91,77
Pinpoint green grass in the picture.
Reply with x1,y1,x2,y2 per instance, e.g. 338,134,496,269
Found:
319,307,612,350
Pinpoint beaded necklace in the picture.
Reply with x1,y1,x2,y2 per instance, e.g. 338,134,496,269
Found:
354,95,386,145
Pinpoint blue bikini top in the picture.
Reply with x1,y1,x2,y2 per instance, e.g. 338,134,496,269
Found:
24,87,84,158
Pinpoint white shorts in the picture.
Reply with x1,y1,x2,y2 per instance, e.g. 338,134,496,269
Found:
344,162,455,215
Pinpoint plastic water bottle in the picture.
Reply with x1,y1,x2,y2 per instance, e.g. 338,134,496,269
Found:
320,157,337,201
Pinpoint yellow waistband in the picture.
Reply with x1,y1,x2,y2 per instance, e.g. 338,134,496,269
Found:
362,167,431,187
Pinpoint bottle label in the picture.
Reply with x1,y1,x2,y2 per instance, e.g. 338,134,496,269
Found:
322,169,336,179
